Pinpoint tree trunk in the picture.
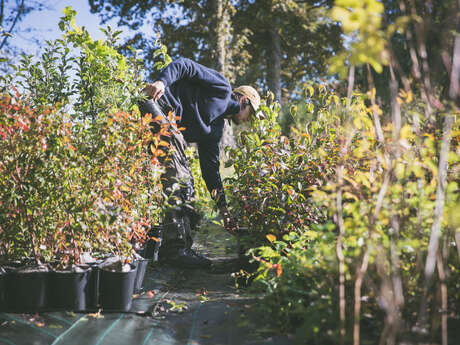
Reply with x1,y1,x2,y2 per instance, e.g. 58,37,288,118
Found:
209,0,231,78
266,17,282,103
209,0,236,151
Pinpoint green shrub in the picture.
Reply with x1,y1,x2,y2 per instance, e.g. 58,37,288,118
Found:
227,84,460,343
0,7,166,267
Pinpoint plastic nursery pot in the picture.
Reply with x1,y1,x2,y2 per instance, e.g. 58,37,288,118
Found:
5,266,49,312
133,258,149,294
99,263,137,312
85,263,101,310
48,266,91,311
142,226,163,260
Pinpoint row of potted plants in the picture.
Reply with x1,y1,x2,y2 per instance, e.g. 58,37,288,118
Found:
0,7,168,311
0,256,149,312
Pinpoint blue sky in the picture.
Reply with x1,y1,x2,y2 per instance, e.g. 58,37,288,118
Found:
13,0,123,55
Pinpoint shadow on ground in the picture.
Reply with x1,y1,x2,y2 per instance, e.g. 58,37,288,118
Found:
0,223,295,345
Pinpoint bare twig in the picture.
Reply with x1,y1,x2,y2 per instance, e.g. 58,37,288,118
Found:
415,113,454,332
398,0,432,117
408,0,437,115
366,64,385,145
0,0,25,51
449,32,460,101
353,247,370,345
337,66,356,342
336,163,346,343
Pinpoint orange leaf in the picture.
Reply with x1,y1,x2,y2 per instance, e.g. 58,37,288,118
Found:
153,114,163,122
276,264,282,277
142,113,152,124
148,290,155,298
154,149,165,157
266,234,276,242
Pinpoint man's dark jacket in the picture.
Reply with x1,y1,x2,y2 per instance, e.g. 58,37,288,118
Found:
155,58,240,207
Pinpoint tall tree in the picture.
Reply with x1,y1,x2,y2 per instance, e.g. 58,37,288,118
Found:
233,0,341,102
88,0,341,103
88,0,241,79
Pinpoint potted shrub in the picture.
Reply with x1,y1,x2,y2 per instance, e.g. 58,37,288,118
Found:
0,7,166,311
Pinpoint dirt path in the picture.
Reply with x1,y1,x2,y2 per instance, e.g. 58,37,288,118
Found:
0,224,294,345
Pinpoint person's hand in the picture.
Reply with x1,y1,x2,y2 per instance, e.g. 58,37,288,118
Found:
143,80,165,101
219,206,238,235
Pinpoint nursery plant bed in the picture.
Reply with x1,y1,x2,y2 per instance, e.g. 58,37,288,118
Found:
0,257,148,313
0,223,297,345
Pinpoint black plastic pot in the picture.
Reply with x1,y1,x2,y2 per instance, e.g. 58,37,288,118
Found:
5,268,49,312
133,258,149,294
48,267,90,311
85,264,100,310
142,226,162,260
99,264,137,312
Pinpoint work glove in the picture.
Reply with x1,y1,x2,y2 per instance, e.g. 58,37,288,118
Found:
219,206,238,235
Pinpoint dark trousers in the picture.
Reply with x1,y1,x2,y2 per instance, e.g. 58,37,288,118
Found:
139,99,200,255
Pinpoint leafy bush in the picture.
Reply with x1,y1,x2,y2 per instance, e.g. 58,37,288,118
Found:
0,7,166,267
0,93,78,263
227,84,460,343
225,86,345,248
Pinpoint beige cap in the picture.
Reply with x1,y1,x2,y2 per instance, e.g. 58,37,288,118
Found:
233,85,261,113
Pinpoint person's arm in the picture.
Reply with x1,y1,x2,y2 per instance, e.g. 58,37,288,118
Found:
156,57,230,93
197,140,238,234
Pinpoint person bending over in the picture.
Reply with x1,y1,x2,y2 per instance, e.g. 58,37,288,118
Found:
140,57,260,268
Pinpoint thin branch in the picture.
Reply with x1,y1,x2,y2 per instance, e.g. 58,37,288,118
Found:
437,248,448,345
0,0,25,50
336,130,355,343
455,231,460,264
294,0,328,9
415,113,454,332
366,64,385,145
337,67,356,342
398,0,432,117
449,32,460,101
353,247,370,345
1,0,5,27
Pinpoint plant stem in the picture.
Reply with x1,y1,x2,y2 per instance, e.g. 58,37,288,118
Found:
437,248,448,345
